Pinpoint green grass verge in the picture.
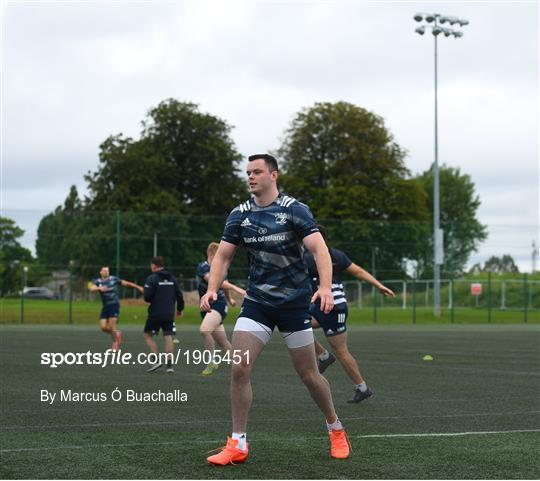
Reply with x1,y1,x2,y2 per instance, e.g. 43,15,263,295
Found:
1,298,538,325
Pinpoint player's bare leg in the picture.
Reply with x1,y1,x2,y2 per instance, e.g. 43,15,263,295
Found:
144,332,162,372
200,311,225,375
212,324,232,354
200,310,221,353
164,334,174,372
327,333,364,385
288,342,337,423
144,332,158,355
314,338,326,357
230,330,265,432
99,318,110,333
108,317,118,341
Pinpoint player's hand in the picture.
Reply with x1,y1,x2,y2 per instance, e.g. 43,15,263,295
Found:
137,286,144,294
200,291,218,312
379,285,395,297
98,286,108,292
311,287,334,314
236,288,247,297
176,311,183,318
229,298,237,307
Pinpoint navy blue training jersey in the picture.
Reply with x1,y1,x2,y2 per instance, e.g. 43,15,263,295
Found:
222,193,319,308
304,247,352,311
143,269,185,321
92,276,122,305
196,261,227,303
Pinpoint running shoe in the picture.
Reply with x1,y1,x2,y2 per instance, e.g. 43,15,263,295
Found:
347,387,374,404
329,428,351,459
207,437,248,466
318,352,336,374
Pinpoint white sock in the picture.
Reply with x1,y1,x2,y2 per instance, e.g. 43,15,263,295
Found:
232,432,247,450
326,419,343,431
356,382,367,392
318,350,330,361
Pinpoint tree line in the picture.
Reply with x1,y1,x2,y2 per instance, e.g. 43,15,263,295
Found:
3,99,491,293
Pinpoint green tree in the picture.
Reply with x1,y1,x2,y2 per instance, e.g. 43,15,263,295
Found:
277,101,430,276
85,99,247,215
0,217,41,295
417,165,488,276
482,255,519,274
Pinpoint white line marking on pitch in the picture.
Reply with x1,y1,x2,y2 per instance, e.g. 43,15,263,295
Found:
2,411,539,431
1,429,539,453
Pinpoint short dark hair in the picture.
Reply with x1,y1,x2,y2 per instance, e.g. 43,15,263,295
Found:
248,153,278,172
151,256,164,267
317,224,328,242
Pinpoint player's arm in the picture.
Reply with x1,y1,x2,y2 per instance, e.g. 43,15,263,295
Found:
346,263,395,297
222,279,246,297
88,281,106,293
121,279,144,294
200,241,238,312
143,276,157,303
303,232,334,314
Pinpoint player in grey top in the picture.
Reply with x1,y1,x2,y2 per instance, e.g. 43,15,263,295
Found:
201,154,351,465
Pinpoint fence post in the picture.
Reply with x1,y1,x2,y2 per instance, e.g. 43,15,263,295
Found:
371,247,377,323
20,266,27,324
412,278,417,324
402,281,407,309
116,210,121,278
372,286,378,324
449,222,455,323
450,279,455,323
68,260,74,324
501,282,506,309
487,271,492,323
524,273,528,323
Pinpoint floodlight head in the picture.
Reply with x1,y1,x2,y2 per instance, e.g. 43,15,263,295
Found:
452,31,463,38
448,16,459,25
459,18,469,26
443,28,452,37
415,26,426,35
432,26,442,36
414,13,423,22
439,16,448,24
426,14,435,23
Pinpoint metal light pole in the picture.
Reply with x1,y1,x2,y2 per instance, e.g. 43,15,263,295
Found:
413,13,468,317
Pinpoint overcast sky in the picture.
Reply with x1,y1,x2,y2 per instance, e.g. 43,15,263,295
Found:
1,0,538,272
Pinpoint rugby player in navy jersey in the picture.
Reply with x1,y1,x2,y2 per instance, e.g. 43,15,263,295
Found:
89,266,144,350
304,225,395,403
197,242,246,376
201,154,350,465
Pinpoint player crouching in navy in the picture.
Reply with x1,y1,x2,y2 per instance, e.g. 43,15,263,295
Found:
305,225,395,403
143,256,184,373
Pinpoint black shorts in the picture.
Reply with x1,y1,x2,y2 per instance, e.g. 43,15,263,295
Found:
310,304,348,337
100,303,120,320
240,298,311,333
144,318,176,336
200,300,228,323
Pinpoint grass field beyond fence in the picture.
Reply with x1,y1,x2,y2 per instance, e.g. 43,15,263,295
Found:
1,299,538,325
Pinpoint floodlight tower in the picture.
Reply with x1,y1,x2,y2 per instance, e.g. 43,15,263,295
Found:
413,12,468,317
